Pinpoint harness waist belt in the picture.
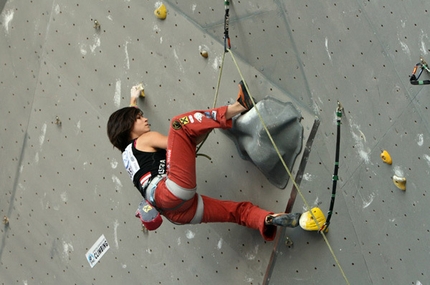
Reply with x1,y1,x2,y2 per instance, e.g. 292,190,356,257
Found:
145,175,166,205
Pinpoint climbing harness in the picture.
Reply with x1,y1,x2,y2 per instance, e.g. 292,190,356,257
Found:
319,102,342,233
410,57,430,85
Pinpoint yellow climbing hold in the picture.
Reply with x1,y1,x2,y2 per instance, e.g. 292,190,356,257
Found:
392,175,406,191
154,3,167,20
200,50,209,58
380,150,392,165
299,207,327,232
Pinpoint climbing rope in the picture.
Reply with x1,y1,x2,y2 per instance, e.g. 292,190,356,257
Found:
410,57,430,85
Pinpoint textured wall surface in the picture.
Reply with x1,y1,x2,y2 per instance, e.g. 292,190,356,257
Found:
1,0,429,284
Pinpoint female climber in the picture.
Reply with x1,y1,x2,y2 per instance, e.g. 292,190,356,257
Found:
107,82,302,241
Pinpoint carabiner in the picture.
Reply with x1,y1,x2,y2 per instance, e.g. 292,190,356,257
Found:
410,57,430,85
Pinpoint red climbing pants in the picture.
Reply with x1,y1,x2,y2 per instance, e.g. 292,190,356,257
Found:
153,106,277,241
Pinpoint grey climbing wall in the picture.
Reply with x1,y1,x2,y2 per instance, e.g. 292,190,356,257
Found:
1,0,429,284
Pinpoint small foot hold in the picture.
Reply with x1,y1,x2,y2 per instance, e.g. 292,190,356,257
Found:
284,236,294,247
200,50,208,58
299,207,327,231
392,175,406,191
141,225,148,234
55,116,62,126
93,20,101,30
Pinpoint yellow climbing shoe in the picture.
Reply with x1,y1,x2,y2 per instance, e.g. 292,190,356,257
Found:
299,207,326,231
154,3,167,20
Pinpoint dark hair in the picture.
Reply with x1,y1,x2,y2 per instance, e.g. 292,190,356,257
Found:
107,107,142,152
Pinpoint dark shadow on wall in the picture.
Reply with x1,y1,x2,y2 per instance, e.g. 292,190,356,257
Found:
0,0,6,14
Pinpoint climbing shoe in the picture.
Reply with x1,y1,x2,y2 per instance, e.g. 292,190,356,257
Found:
237,80,254,111
299,207,327,231
265,213,301,227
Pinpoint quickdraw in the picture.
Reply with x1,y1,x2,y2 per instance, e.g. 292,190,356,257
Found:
319,101,342,233
223,0,231,52
410,57,430,85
